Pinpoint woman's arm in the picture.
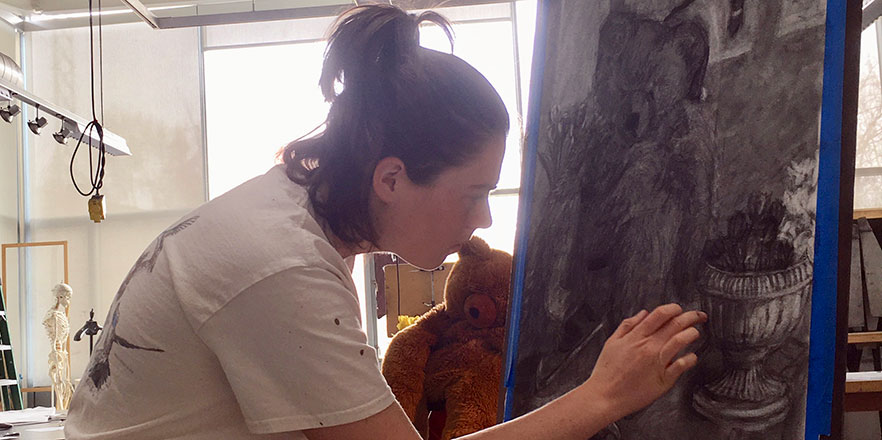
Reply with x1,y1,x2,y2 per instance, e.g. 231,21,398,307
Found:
304,304,705,440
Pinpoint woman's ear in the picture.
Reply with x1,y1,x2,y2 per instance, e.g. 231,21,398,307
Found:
372,156,409,203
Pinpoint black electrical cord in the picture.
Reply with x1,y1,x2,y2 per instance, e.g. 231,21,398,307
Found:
70,120,104,196
70,0,107,198
99,0,104,124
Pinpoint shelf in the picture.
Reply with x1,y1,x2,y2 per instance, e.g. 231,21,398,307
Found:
21,386,50,393
845,372,882,411
849,331,882,344
855,209,882,220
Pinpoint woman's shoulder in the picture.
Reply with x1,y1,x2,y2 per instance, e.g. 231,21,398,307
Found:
184,165,321,241
156,166,350,317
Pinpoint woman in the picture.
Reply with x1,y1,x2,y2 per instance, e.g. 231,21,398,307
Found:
66,5,705,439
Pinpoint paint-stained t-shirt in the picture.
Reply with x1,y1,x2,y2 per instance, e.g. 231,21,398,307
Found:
65,165,394,439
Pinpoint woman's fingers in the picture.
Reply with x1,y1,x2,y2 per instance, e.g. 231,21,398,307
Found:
588,304,706,420
631,304,684,337
611,309,649,339
658,326,700,366
655,310,707,341
664,352,698,383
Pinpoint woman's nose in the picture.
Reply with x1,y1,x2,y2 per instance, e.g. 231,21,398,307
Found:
473,198,492,229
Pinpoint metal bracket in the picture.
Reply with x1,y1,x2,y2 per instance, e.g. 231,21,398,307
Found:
120,0,159,29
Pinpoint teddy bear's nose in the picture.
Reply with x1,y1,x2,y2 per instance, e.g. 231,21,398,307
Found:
463,294,497,328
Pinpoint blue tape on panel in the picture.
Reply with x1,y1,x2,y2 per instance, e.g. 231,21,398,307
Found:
502,0,549,422
805,0,846,438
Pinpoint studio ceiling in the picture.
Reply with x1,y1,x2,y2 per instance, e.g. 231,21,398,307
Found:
0,0,507,31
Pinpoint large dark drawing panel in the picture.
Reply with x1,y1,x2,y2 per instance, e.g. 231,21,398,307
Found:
509,1,827,439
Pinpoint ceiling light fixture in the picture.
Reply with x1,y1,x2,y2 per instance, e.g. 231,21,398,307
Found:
52,125,71,144
28,107,47,135
0,103,19,122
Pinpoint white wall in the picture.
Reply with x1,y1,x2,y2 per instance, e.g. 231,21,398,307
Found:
0,21,19,252
0,19,22,395
8,23,205,387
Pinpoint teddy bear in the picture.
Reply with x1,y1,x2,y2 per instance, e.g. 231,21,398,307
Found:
381,236,512,440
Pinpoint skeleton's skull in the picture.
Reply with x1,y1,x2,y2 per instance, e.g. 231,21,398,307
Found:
52,283,72,308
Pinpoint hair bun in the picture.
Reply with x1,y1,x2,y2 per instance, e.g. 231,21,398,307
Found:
319,5,454,103
413,10,454,52
320,5,417,102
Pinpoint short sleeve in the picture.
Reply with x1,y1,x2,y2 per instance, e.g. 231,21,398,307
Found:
197,266,395,434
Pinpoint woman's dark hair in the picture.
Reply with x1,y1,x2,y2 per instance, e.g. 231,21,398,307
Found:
282,4,510,247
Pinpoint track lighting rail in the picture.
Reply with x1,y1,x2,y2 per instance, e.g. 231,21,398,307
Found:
0,76,130,156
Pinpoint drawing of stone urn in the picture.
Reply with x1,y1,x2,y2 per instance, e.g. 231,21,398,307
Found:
692,194,813,432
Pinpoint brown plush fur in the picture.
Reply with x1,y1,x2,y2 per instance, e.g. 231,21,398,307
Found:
381,237,512,440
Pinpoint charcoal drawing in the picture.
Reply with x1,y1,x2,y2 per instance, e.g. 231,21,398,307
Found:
509,1,825,438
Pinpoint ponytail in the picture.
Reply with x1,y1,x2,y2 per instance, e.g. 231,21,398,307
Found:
320,5,450,102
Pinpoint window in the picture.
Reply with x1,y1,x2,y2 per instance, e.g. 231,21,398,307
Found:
857,21,882,211
203,1,537,355
204,41,329,199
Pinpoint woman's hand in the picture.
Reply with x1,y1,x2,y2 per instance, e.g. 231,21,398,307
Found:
585,304,707,422
308,303,706,440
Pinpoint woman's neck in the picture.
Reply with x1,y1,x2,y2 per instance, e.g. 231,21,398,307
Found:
310,184,378,260
318,219,375,261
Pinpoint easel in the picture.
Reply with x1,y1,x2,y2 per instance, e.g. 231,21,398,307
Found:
1,241,70,408
383,260,453,337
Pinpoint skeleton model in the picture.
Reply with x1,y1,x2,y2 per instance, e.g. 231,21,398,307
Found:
43,283,75,410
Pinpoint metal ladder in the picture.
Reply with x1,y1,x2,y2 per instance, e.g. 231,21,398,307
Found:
0,284,22,410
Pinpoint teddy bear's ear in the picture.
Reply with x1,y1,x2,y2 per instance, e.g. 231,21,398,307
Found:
459,236,492,259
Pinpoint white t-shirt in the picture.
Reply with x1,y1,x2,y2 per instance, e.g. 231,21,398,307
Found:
65,165,395,439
